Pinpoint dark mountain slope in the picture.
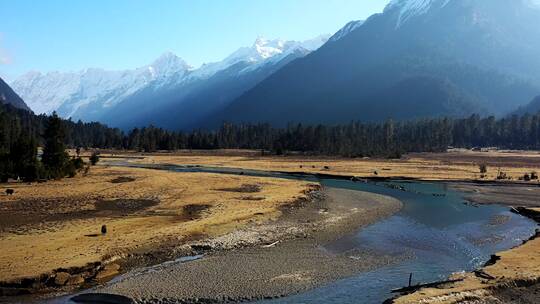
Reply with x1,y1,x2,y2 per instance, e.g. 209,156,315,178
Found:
514,95,540,115
99,49,309,130
213,0,540,126
0,77,30,111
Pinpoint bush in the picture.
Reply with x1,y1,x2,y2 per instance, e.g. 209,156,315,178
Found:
479,163,488,174
64,161,77,178
72,157,85,170
90,152,100,166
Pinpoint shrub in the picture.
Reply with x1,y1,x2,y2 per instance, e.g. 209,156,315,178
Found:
72,157,85,170
90,152,100,166
479,163,488,174
64,161,77,178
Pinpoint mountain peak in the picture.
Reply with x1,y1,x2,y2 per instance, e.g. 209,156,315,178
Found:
251,37,287,59
150,52,192,77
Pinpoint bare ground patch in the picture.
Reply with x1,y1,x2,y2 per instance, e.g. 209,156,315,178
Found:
110,177,136,184
216,184,262,193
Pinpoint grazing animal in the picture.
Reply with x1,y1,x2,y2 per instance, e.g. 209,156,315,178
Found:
101,225,107,234
374,171,379,176
5,189,14,196
323,166,330,170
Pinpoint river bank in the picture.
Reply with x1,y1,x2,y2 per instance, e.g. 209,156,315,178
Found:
104,149,540,183
101,149,540,209
390,207,540,304
94,187,403,303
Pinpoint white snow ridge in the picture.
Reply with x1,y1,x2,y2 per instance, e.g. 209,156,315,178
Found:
11,35,329,120
386,0,450,27
330,20,365,42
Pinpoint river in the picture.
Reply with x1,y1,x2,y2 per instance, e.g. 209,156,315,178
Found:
47,163,539,304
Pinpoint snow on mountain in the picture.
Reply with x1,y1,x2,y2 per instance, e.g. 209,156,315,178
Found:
330,20,365,42
149,52,192,81
385,0,450,27
239,35,330,74
11,35,327,119
191,35,329,79
11,53,191,116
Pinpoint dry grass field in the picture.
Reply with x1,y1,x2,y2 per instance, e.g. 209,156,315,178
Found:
0,165,313,283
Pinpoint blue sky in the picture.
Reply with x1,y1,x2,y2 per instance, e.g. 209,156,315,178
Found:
0,0,387,81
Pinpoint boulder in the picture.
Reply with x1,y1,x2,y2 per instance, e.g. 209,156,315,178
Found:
67,274,85,285
54,272,71,286
95,263,120,280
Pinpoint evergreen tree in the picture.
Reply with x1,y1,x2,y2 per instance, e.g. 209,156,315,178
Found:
42,112,69,178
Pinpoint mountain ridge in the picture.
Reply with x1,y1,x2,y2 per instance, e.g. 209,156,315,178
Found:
209,0,540,127
11,35,329,124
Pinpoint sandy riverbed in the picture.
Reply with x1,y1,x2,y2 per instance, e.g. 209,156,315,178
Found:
97,187,403,303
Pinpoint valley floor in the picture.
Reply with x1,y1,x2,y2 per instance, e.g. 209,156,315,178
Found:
101,149,540,304
119,148,540,207
122,148,540,183
1,149,540,303
0,164,315,295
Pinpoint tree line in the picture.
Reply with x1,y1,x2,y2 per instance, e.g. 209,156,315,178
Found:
123,114,540,157
0,104,102,182
4,100,540,181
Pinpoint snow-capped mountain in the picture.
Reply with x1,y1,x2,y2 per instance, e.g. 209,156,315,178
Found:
97,35,330,130
12,53,191,117
11,35,328,127
212,0,540,127
191,35,329,79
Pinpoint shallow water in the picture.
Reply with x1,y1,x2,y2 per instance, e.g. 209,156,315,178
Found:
262,179,537,304
42,163,538,304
